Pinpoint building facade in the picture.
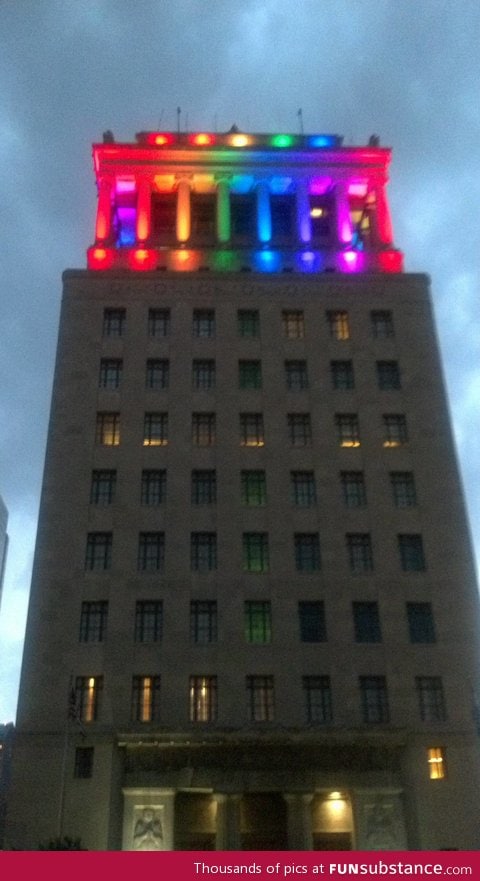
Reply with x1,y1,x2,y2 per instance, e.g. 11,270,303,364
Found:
6,130,480,851
0,495,8,611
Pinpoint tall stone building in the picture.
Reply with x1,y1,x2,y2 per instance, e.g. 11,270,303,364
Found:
0,496,8,610
6,129,480,850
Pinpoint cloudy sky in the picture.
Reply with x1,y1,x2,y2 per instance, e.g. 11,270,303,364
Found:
1,0,479,723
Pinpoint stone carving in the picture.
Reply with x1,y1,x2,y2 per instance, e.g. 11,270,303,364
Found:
132,807,164,851
363,796,404,850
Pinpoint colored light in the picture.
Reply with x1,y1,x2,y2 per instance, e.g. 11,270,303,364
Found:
230,175,254,194
269,176,293,195
338,250,365,274
190,133,215,146
377,250,404,273
254,250,281,272
257,183,271,243
310,207,324,218
146,133,175,146
348,182,368,198
229,133,250,147
88,247,114,270
115,178,136,194
296,251,323,273
270,134,295,148
309,177,331,195
129,249,157,271
308,135,337,148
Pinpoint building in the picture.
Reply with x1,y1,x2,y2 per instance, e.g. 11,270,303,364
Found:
6,129,480,851
0,723,14,849
0,496,8,610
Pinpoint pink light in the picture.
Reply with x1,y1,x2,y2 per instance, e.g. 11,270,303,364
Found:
190,133,215,146
116,178,136,194
309,177,331,195
348,182,368,198
338,250,364,273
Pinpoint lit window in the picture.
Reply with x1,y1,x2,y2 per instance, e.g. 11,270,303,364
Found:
79,601,108,642
238,309,260,338
74,676,103,723
309,196,332,238
331,360,354,390
131,675,161,722
327,310,350,340
291,471,316,507
191,533,217,572
407,603,436,643
360,676,389,723
90,470,116,505
282,310,305,339
371,310,394,338
288,413,311,446
85,533,112,571
189,675,217,722
353,602,381,643
190,601,217,644
285,360,308,391
303,676,332,724
193,309,215,338
96,412,120,446
135,601,163,643
241,470,266,506
399,534,426,572
193,359,216,390
146,359,169,390
191,470,216,505
239,360,262,389
347,533,373,573
148,308,170,337
377,361,401,390
245,601,272,643
247,675,274,722
294,533,321,572
299,601,326,642
383,414,408,447
341,471,366,508
427,747,446,780
137,532,165,572
416,677,447,722
240,413,264,447
103,308,125,337
141,470,166,506
243,533,269,572
336,414,360,447
99,358,122,389
143,412,168,446
74,747,94,779
390,472,417,507
192,412,216,446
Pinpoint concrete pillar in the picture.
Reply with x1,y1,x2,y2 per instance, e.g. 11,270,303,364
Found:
122,787,175,851
136,178,151,243
214,793,242,850
296,180,311,244
216,180,231,243
283,793,314,850
372,182,394,246
334,181,353,247
176,179,191,243
95,176,113,243
352,789,408,850
256,181,272,243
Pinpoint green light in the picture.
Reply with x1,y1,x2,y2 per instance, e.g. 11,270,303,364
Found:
212,251,237,271
270,134,295,148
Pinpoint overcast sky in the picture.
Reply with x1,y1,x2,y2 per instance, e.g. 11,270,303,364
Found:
1,0,479,723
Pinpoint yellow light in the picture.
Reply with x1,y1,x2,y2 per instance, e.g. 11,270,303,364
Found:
230,134,250,147
310,207,324,218
341,440,361,448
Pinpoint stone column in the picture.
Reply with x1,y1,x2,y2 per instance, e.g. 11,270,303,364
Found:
296,179,311,244
176,179,191,243
283,793,314,850
216,180,231,243
214,793,242,850
122,787,175,851
352,789,408,851
371,182,394,246
136,178,152,243
334,181,353,247
256,181,272,243
95,176,113,243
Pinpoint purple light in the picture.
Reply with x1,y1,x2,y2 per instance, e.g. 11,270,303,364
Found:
116,178,136,194
309,177,331,195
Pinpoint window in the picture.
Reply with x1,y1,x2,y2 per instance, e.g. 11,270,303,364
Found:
282,310,304,339
371,310,394,338
399,534,426,572
131,676,161,722
191,533,217,571
298,601,326,642
189,676,217,722
295,533,321,572
240,413,264,447
143,412,168,446
96,412,120,446
247,675,274,721
347,534,373,573
90,470,116,505
291,471,316,507
336,414,360,447
303,676,332,724
341,471,366,508
192,413,216,446
285,360,308,391
191,193,216,237
427,747,446,780
391,472,417,507
79,601,108,642
353,602,382,643
146,359,169,390
360,676,389,723
190,601,217,644
239,360,262,389
331,360,354,390
148,307,170,337
103,308,125,337
288,413,311,446
74,676,103,723
74,747,94,779
99,358,122,389
85,533,112,571
327,310,349,340
137,533,165,572
383,414,408,447
191,470,217,505
141,470,166,506
407,603,436,643
193,359,216,390
245,601,272,643
193,309,215,338
243,533,269,572
238,309,260,338
135,601,163,642
271,194,295,239
377,361,401,390
241,470,266,506
416,677,447,722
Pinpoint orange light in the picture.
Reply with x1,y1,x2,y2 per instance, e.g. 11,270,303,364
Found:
229,133,250,148
190,133,215,146
154,133,174,146
128,249,158,271
88,247,114,270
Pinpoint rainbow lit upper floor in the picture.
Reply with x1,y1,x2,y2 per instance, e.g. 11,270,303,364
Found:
88,130,403,273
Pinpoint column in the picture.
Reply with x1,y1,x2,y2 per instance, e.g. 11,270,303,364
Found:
176,179,191,243
283,793,313,850
296,179,311,244
334,181,353,247
95,176,113,243
372,182,394,246
256,181,272,243
214,793,242,850
216,180,231,243
136,178,151,243
122,787,175,851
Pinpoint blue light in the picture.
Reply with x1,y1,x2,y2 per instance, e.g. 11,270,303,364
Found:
308,135,337,148
254,250,281,272
296,251,323,273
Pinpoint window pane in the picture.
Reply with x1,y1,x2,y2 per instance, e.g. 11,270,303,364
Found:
146,359,169,390
240,413,264,446
241,470,266,506
192,413,216,445
336,414,360,447
90,470,116,505
189,676,217,721
135,601,163,642
239,360,262,389
99,359,122,389
137,533,165,572
331,360,354,390
143,413,168,446
85,533,112,571
282,310,304,339
190,601,217,643
193,359,216,390
191,533,217,571
360,676,389,723
390,472,417,507
103,308,125,337
407,603,436,643
353,602,382,642
347,534,373,573
299,602,326,642
193,309,215,338
341,472,366,507
303,676,332,723
246,676,274,721
416,677,446,722
377,361,401,390
245,601,272,643
243,533,269,572
295,534,321,571
291,471,316,507
371,310,394,338
96,413,120,446
238,309,260,338
148,308,170,337
399,534,425,571
141,470,166,505
288,413,311,446
131,675,161,722
191,470,217,505
427,747,446,780
79,601,108,642
74,747,94,779
74,676,103,723
285,360,308,391
327,310,349,340
383,414,408,447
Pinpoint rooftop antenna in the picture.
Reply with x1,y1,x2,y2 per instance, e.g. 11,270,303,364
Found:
297,108,304,135
177,106,181,134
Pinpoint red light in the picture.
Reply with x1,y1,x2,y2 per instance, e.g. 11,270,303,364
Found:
146,133,175,146
88,247,114,270
377,250,404,273
128,249,158,271
190,133,215,146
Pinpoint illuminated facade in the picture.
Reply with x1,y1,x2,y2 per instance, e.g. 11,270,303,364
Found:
7,130,480,851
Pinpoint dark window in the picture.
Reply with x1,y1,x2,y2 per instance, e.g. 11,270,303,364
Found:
240,413,264,446
131,676,161,722
151,194,176,239
391,472,417,507
146,359,169,390
336,414,360,447
407,603,436,643
331,360,354,390
193,309,215,338
327,310,349,340
191,470,217,505
141,470,166,505
191,194,216,238
360,676,389,723
353,602,382,643
399,534,426,571
291,471,316,507
243,533,269,572
189,676,217,722
231,195,256,239
96,412,120,446
143,412,168,446
377,361,401,390
74,747,94,779
190,601,217,644
298,601,326,642
238,309,260,338
191,533,217,571
416,677,447,722
79,601,108,642
99,358,122,389
241,470,266,506
303,676,332,724
193,359,216,390
347,534,373,573
282,310,304,339
245,601,272,643
74,676,103,723
295,533,321,572
246,675,274,722
383,414,408,447
271,194,295,239
90,470,116,505
135,601,163,643
148,308,170,337
192,413,216,446
137,532,165,572
371,310,394,338
288,413,311,446
103,308,125,337
285,360,308,391
239,360,262,389
341,471,366,508
85,533,112,571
